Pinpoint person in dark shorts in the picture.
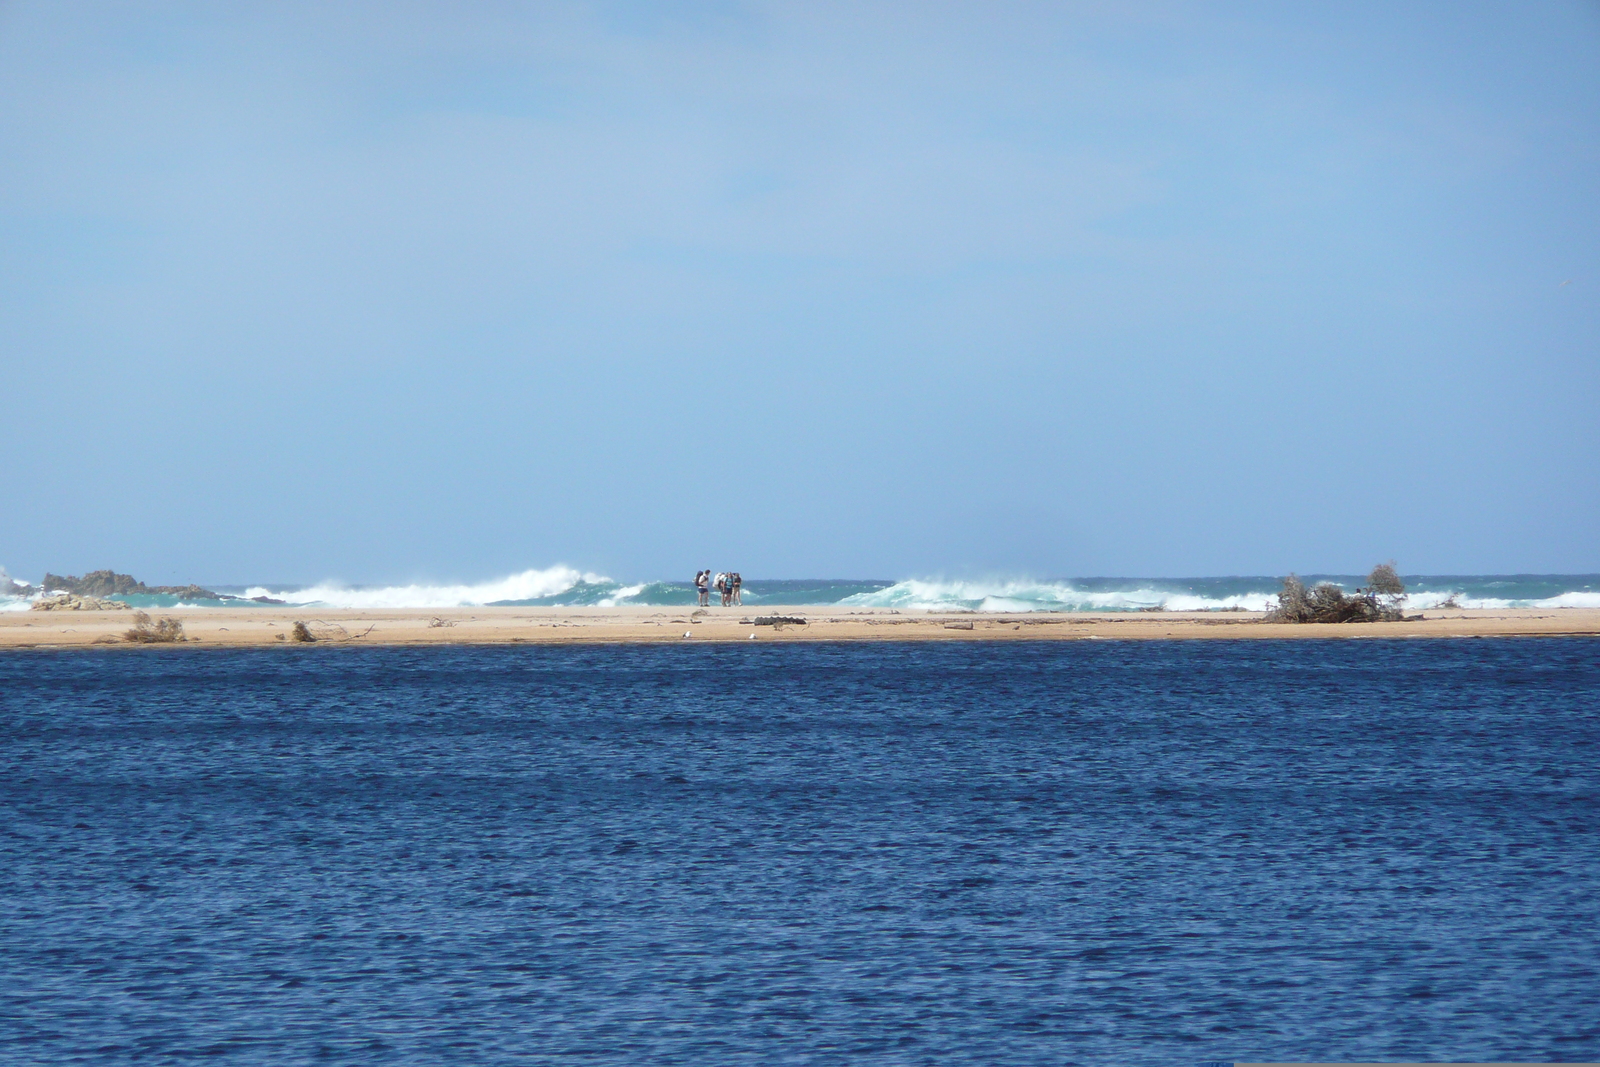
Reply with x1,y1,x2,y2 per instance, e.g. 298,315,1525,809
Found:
731,573,742,605
695,570,709,607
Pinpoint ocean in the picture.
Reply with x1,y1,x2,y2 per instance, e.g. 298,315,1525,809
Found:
5,567,1600,612
2,638,1597,1064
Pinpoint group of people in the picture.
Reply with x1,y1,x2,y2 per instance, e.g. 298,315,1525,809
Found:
694,570,742,607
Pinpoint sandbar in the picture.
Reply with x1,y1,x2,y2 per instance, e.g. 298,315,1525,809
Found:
2,605,1597,649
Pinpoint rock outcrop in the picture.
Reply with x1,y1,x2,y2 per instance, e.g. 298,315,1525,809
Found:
42,570,228,601
32,594,132,611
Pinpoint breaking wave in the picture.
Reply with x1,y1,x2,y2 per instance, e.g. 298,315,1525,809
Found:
1403,589,1600,611
0,567,31,612
233,576,897,610
4,562,1598,612
840,579,1276,613
243,566,613,609
839,575,1600,613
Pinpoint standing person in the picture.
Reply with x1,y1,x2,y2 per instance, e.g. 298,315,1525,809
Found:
695,570,709,607
717,572,731,607
731,573,742,606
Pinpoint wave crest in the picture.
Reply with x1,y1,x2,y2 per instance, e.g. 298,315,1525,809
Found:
1405,589,1600,611
246,566,607,609
840,579,1276,613
3,564,1596,612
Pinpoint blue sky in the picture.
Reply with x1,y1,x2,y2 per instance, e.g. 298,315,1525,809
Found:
2,2,1597,585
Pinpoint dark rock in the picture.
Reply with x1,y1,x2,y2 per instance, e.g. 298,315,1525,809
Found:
42,570,226,601
44,570,144,596
160,584,230,601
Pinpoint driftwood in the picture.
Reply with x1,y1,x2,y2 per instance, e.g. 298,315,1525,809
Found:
752,616,808,627
290,620,373,643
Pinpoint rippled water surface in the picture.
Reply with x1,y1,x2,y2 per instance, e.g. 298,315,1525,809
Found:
3,639,1597,1064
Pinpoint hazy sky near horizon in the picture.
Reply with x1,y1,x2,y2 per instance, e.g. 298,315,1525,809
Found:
3,1,1597,585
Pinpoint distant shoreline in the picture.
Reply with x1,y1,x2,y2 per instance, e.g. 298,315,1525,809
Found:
3,605,1597,649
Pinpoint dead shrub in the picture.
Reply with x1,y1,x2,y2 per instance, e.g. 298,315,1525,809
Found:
1266,564,1407,624
1366,562,1404,598
124,611,187,643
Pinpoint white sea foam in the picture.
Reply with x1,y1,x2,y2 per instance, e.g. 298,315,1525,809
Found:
849,577,1600,614
1405,589,1600,611
840,578,1277,613
597,584,646,608
0,566,31,612
5,560,1593,613
1540,591,1600,609
1157,592,1277,612
244,566,608,609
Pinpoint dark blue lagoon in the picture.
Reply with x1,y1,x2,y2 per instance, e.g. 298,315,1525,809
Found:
3,639,1598,1065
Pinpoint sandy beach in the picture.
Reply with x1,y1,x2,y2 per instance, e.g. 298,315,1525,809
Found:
2,604,1597,649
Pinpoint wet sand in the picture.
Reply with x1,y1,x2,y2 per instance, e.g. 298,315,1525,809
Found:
2,605,1597,649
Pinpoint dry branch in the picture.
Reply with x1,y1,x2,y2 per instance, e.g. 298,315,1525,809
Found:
123,612,187,643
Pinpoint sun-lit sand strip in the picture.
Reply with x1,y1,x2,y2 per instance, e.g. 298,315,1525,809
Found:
2,605,1598,649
